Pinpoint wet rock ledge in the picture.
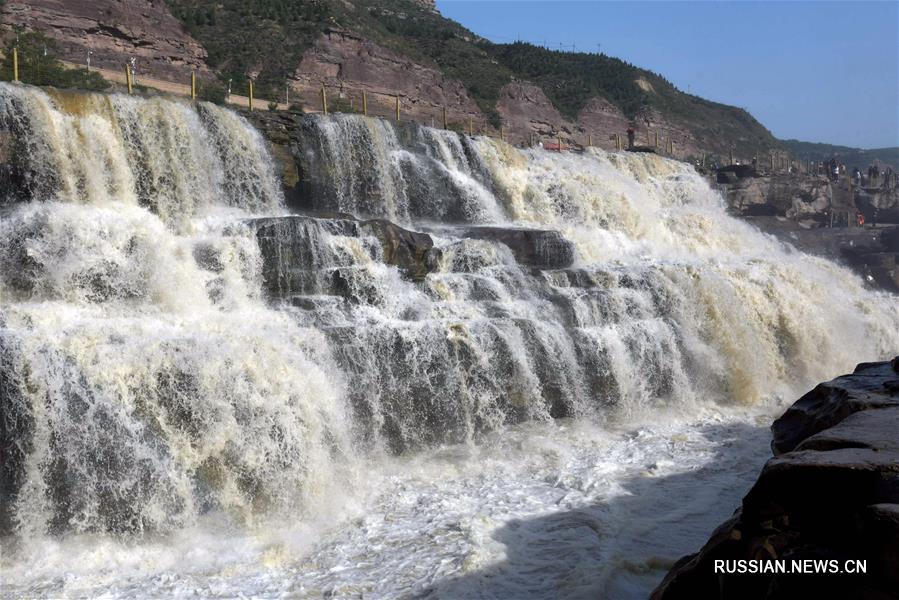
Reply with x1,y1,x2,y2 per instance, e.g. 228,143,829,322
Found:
652,357,899,600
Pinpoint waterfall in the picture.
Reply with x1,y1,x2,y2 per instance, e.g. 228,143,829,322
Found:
1,82,897,555
295,113,505,223
0,84,282,225
0,85,349,537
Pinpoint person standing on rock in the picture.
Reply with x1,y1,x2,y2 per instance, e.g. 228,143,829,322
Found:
626,127,635,149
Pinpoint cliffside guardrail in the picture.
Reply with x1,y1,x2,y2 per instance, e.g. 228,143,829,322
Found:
3,48,812,167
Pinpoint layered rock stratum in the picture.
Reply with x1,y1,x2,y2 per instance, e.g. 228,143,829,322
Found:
1,0,211,80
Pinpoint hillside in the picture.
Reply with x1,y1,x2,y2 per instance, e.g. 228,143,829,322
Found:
161,0,779,157
781,139,899,172
1,0,779,158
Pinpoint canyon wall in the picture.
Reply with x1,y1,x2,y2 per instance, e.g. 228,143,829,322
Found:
0,0,211,80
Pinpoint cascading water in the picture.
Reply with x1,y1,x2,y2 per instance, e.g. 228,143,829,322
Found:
1,86,896,598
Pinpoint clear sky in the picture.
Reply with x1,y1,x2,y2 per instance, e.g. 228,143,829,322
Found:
435,0,899,149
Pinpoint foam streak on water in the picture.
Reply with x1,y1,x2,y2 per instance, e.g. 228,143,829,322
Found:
1,87,897,598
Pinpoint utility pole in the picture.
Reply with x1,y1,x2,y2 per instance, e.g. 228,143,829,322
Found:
124,63,132,94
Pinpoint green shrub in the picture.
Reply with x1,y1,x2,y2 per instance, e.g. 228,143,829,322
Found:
198,79,227,104
329,97,359,114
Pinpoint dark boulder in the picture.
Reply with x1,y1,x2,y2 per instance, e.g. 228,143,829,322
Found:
717,170,740,184
652,357,899,600
882,228,899,252
771,359,899,455
459,226,575,269
718,164,758,179
243,214,439,300
743,203,780,216
360,219,441,280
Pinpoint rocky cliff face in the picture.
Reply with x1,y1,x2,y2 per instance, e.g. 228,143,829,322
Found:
493,82,711,153
715,168,899,292
1,1,774,157
291,28,481,124
0,0,210,80
652,357,899,600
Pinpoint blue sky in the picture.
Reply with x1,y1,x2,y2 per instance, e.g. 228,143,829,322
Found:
436,0,899,149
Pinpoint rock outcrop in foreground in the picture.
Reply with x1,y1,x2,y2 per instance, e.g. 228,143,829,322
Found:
652,357,899,600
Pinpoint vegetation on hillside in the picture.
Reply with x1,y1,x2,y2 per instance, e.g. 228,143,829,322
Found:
0,31,109,91
164,0,331,101
335,0,513,124
161,0,776,147
489,43,649,119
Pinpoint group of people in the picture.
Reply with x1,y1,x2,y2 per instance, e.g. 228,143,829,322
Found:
851,164,896,189
817,158,843,181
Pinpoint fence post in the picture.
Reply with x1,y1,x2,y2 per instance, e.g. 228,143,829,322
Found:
729,149,734,165
468,116,473,136
587,133,592,147
321,87,327,115
362,91,368,116
395,96,400,122
191,71,197,100
655,131,659,147
500,127,505,142
558,135,562,152
12,47,19,82
248,80,254,111
616,133,621,150
125,64,133,94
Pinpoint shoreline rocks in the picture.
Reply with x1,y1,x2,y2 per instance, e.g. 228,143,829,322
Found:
651,357,899,600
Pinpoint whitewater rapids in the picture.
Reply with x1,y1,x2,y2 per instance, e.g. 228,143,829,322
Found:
0,86,896,598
